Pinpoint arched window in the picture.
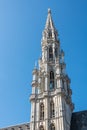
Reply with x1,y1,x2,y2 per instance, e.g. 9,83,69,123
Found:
50,100,55,118
40,103,44,120
50,71,54,89
62,80,64,89
48,31,52,38
50,124,55,130
49,47,53,60
39,126,44,130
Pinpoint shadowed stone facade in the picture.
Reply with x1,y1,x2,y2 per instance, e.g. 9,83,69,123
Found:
71,110,87,130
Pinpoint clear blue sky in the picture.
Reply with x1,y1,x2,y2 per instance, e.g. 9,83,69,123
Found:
0,0,87,128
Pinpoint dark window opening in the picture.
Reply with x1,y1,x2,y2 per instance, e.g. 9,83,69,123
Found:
50,124,55,130
40,103,44,120
62,80,64,89
48,31,52,38
50,71,54,89
50,81,54,89
40,126,44,130
50,101,55,118
49,47,53,60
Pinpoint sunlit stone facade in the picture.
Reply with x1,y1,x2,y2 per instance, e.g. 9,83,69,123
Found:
30,9,74,130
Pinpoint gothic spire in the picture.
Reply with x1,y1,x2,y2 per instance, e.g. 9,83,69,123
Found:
42,9,58,41
45,8,55,30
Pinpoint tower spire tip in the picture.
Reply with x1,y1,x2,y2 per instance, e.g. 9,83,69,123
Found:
48,8,51,14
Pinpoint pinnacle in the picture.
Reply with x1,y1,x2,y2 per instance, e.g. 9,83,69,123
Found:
45,8,54,30
48,8,51,14
42,9,58,41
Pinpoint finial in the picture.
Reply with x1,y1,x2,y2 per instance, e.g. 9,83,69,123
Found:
34,61,37,68
48,8,51,14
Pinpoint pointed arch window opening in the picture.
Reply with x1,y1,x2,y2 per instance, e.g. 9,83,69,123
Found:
62,79,65,89
49,47,53,60
40,103,44,120
50,100,55,118
50,71,54,90
48,30,52,38
50,124,55,130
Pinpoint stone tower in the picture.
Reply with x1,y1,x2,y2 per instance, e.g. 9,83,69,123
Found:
30,9,74,130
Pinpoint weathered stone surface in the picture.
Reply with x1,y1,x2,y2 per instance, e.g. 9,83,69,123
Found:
70,110,87,130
